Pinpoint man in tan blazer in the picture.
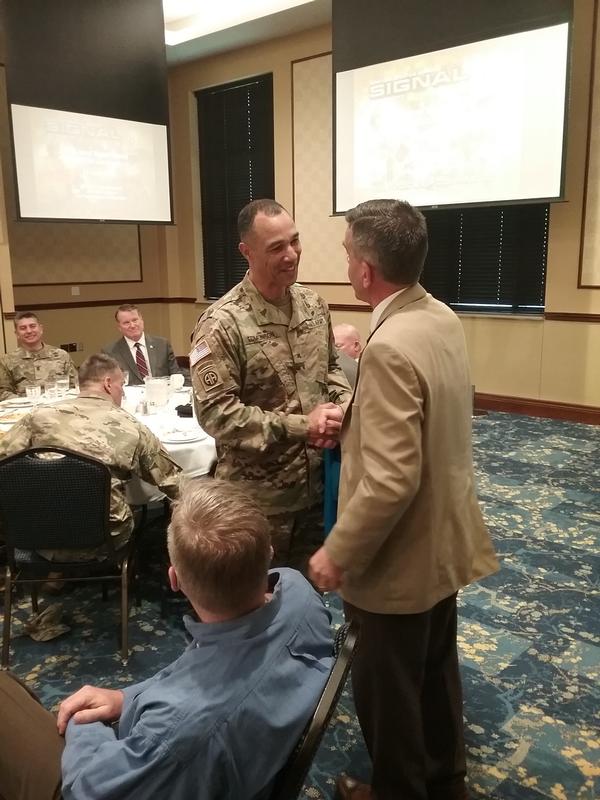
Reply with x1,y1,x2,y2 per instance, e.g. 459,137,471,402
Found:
309,199,498,800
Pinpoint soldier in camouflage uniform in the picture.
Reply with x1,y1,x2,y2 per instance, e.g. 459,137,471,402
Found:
0,311,78,401
0,353,181,560
191,199,352,573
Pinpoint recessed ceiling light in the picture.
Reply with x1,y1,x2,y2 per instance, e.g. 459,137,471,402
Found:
163,0,317,45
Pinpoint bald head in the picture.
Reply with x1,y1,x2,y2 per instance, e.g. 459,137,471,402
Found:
333,324,362,360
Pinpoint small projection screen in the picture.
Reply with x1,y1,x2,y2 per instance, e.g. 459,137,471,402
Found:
333,0,573,213
3,0,172,223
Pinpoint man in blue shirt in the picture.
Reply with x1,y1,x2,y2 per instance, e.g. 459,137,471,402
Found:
0,479,334,800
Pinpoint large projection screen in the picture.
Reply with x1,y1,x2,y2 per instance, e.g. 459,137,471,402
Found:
335,23,569,212
11,105,171,223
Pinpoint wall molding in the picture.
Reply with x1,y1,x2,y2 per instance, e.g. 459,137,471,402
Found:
544,311,600,323
5,296,198,318
329,303,371,312
474,392,600,425
329,306,600,322
578,0,600,289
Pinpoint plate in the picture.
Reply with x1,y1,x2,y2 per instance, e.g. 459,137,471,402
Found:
0,398,33,408
0,411,30,424
161,430,208,444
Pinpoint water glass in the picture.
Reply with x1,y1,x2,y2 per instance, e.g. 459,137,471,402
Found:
25,384,42,404
122,369,130,386
169,373,184,390
56,377,70,397
44,382,58,401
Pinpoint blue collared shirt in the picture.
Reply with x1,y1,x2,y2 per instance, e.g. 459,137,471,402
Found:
61,569,333,800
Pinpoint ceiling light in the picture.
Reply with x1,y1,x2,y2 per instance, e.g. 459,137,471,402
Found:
163,0,317,46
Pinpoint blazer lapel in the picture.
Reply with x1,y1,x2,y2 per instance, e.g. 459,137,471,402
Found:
145,336,158,377
344,284,427,427
370,283,427,338
118,338,142,382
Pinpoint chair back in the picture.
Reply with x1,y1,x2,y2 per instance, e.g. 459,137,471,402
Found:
0,447,112,554
270,620,360,800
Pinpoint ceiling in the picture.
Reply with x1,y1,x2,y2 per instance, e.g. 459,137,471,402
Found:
163,0,331,66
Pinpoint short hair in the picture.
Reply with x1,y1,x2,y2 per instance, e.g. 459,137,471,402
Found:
333,323,361,343
345,199,428,285
114,304,140,320
167,479,271,615
78,353,122,386
14,311,40,326
237,199,288,241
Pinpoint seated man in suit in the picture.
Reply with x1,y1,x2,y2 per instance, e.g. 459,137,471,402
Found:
102,304,187,386
0,479,334,800
0,311,78,401
0,353,181,561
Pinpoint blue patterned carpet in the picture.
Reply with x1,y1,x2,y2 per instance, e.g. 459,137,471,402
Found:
2,412,599,799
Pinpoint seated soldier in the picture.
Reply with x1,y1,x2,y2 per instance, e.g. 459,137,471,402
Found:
0,311,78,401
0,353,181,561
103,304,187,386
0,479,334,800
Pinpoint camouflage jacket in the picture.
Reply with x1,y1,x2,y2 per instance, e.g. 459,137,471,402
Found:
0,395,181,538
190,274,352,514
0,343,78,401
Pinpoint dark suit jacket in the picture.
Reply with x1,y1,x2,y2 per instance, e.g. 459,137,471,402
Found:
102,335,185,386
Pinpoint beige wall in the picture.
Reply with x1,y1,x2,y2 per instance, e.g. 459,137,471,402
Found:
2,7,600,406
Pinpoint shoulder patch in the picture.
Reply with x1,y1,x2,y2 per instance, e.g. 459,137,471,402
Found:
190,339,211,367
198,367,222,391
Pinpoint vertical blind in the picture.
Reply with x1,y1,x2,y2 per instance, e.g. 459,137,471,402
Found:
196,73,275,300
421,204,549,313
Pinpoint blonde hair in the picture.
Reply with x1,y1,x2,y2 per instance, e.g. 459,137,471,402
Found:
167,479,271,615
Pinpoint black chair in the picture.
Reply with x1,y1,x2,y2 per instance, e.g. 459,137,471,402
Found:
0,447,138,669
270,620,360,800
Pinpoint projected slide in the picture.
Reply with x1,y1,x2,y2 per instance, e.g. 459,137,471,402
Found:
335,24,569,211
11,105,171,222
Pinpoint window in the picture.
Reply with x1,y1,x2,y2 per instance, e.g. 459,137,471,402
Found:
196,74,274,300
421,204,549,314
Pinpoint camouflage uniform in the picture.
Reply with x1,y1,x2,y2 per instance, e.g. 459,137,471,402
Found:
190,274,352,571
0,395,181,559
0,344,78,401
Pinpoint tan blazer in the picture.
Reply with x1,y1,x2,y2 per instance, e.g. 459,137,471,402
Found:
325,284,498,614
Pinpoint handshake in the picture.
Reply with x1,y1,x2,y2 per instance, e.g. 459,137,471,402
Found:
306,402,345,450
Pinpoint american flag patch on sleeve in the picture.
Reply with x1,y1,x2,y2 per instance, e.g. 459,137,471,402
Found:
190,339,211,367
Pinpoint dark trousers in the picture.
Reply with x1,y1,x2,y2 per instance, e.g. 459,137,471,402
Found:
345,594,467,800
0,671,63,800
268,502,324,575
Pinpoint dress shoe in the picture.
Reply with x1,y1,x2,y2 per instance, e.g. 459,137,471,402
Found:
335,774,374,800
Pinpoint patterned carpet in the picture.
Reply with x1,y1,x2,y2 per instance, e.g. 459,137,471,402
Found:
1,412,599,799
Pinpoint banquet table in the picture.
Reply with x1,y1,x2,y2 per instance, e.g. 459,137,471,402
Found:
122,386,216,503
0,386,217,505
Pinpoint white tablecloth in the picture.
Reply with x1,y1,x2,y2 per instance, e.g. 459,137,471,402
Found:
122,386,216,504
0,387,217,505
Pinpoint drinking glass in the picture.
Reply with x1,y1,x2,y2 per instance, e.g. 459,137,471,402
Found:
25,384,42,404
122,369,129,386
56,377,70,397
169,373,184,390
44,382,58,401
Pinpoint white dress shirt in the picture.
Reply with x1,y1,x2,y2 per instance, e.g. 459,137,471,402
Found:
370,288,407,333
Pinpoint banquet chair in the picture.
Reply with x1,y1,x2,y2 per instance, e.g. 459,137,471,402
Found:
269,620,360,800
0,447,138,669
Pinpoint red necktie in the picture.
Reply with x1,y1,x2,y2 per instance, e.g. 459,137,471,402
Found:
134,342,149,378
